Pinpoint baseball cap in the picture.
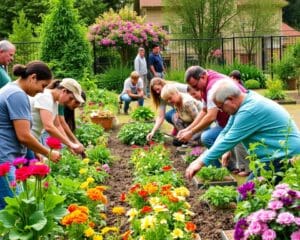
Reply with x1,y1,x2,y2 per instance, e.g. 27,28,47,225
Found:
60,78,85,103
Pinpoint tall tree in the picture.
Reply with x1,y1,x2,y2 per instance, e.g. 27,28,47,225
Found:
40,0,92,81
164,0,236,65
283,0,300,30
235,0,287,64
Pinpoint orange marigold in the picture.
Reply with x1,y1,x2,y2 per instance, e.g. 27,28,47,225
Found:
185,221,197,232
87,188,108,204
129,183,141,193
140,205,152,214
120,192,126,202
122,230,132,240
167,193,179,203
61,210,89,226
68,203,79,212
143,182,158,194
138,190,148,198
162,165,172,171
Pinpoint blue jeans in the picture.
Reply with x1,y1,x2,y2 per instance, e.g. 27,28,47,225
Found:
120,94,144,113
201,125,224,148
0,165,15,209
165,108,176,124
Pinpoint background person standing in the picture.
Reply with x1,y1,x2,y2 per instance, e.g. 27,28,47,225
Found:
149,44,165,79
0,40,16,88
134,47,148,97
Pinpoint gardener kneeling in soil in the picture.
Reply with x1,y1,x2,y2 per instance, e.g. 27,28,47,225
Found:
185,79,300,183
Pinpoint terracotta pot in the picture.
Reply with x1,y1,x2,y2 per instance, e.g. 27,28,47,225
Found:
90,116,114,130
286,78,297,90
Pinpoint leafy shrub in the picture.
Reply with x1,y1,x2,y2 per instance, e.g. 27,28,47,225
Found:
40,0,92,80
196,166,230,182
244,79,260,89
131,106,155,122
87,88,119,113
200,186,237,208
86,144,112,165
75,121,105,146
96,64,132,93
208,61,266,88
118,123,164,146
264,79,286,100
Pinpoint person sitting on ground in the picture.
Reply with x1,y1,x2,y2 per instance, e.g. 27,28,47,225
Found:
185,79,300,183
28,78,85,159
229,70,244,86
120,71,144,114
0,61,60,209
161,84,202,145
146,77,188,141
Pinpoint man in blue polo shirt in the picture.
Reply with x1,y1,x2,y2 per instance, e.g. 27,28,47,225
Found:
185,79,300,181
0,40,16,88
149,44,165,79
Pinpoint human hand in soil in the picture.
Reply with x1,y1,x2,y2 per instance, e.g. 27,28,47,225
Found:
221,151,231,167
185,157,205,180
146,131,155,141
177,129,192,142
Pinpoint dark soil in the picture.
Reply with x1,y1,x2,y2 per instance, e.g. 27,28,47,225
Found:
104,126,235,240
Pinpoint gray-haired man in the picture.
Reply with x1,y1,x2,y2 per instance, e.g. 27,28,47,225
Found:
134,47,148,96
0,40,16,88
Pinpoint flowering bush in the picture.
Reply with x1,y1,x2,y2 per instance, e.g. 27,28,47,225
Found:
88,7,169,63
234,184,300,240
0,159,66,239
184,147,204,164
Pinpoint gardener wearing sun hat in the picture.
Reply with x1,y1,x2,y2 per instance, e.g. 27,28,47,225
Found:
27,78,85,160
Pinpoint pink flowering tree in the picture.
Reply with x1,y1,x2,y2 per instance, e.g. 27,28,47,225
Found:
88,7,169,65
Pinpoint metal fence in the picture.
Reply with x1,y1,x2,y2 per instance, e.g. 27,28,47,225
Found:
8,35,300,75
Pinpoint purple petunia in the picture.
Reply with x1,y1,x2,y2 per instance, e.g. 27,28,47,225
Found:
237,181,256,200
267,200,283,210
262,229,276,240
276,212,295,225
234,218,248,240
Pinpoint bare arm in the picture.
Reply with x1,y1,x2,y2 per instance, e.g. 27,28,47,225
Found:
190,107,218,134
147,108,165,141
126,89,139,98
150,65,157,77
13,120,60,162
58,115,79,143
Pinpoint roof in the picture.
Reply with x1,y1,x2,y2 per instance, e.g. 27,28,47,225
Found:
281,23,300,36
140,0,162,7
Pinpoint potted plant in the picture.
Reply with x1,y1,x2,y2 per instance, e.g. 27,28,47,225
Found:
90,109,115,130
194,166,237,188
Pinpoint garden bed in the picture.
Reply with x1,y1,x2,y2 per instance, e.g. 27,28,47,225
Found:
103,126,235,239
193,174,238,189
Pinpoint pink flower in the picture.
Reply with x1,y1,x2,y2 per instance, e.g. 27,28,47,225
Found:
102,164,110,174
257,210,276,222
15,166,32,181
0,162,10,176
262,229,276,240
12,157,27,166
275,183,289,190
44,182,49,188
276,212,295,225
291,230,300,240
294,217,300,226
267,200,283,210
10,181,16,188
272,188,288,198
46,137,62,150
248,221,262,235
30,164,50,178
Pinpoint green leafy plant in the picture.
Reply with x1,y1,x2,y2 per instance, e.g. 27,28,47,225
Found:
200,186,237,208
86,144,112,165
118,123,164,146
131,106,155,122
167,69,186,83
264,78,286,100
75,121,105,147
282,157,300,190
244,79,260,89
196,166,230,182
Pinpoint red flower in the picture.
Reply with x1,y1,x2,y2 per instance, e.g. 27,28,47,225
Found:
185,222,197,232
46,137,62,149
141,205,152,214
138,190,148,198
0,162,10,176
30,164,50,178
43,182,49,188
131,145,139,149
120,192,126,202
15,166,32,181
148,141,156,146
129,183,141,193
162,165,172,171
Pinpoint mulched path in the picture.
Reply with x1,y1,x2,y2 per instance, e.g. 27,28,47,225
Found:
103,126,235,240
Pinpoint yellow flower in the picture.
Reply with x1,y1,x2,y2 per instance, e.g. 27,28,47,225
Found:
185,209,195,216
160,219,167,224
112,206,125,215
80,181,89,189
139,236,145,240
79,168,88,174
101,226,119,235
143,182,158,194
86,177,95,184
171,228,184,239
99,213,107,219
173,187,190,197
82,158,90,164
173,212,185,222
93,235,103,240
84,227,95,237
141,215,156,230
149,197,160,206
184,202,191,209
152,204,168,213
126,208,138,222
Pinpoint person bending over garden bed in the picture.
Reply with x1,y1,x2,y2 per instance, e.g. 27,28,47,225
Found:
146,77,188,141
185,79,300,183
